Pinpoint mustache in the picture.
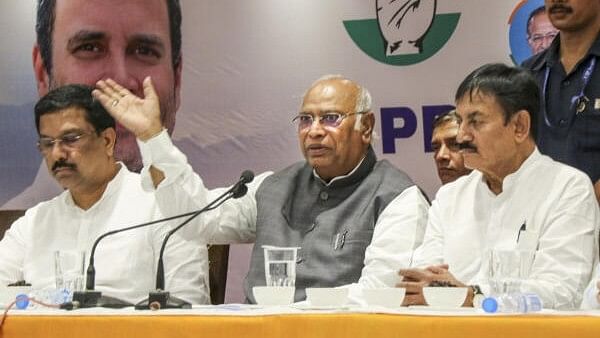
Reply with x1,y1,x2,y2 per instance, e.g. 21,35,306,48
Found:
52,159,76,171
548,4,573,14
458,142,477,151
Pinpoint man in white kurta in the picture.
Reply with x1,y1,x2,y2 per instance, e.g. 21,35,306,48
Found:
93,75,429,304
0,85,208,305
400,63,599,310
412,148,598,309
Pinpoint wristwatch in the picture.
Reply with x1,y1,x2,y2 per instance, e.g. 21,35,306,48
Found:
470,285,484,308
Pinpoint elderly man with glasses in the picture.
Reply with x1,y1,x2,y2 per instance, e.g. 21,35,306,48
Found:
93,74,429,304
0,84,208,305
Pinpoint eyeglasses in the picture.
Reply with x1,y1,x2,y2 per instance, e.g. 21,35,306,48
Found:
529,31,558,44
37,131,95,154
292,111,363,130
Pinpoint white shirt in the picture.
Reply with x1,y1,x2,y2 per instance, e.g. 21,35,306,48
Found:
412,148,599,309
138,130,429,303
0,164,209,305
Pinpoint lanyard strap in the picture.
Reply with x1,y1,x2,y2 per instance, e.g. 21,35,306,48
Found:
542,56,597,128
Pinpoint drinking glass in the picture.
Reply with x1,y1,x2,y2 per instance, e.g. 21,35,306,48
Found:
54,250,85,302
488,249,535,295
262,245,299,287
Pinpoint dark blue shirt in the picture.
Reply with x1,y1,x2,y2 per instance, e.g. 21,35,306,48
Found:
522,33,600,182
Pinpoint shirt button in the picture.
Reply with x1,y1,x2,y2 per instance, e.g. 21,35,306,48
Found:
320,191,329,200
562,80,570,86
559,119,567,125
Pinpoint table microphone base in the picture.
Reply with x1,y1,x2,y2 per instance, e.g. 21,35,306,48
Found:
134,290,191,310
72,290,133,308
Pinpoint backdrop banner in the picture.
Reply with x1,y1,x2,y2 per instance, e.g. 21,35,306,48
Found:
0,0,540,302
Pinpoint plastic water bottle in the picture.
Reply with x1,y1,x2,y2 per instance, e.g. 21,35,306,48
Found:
481,293,543,313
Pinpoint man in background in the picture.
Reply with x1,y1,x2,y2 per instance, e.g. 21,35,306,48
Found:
522,0,600,202
4,0,182,208
526,5,558,55
430,110,471,185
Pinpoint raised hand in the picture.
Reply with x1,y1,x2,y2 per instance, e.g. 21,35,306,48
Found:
92,77,163,141
376,0,436,56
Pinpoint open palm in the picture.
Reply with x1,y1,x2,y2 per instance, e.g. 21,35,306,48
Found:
92,77,163,140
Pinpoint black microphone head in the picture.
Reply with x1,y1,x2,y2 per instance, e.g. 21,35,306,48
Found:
232,184,248,199
240,170,254,184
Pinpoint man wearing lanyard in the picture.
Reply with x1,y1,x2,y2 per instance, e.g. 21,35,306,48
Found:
522,0,600,202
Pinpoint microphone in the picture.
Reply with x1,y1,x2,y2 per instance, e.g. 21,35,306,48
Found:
72,209,205,309
135,171,254,310
232,170,254,198
72,170,254,309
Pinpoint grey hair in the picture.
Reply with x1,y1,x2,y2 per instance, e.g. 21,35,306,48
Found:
310,74,372,131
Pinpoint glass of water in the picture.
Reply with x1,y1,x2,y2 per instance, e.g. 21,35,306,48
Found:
54,250,85,303
488,249,535,294
262,245,299,287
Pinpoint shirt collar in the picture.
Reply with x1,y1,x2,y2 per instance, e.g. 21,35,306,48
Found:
589,31,600,57
478,148,541,194
532,31,600,71
532,36,561,71
64,162,126,212
312,145,376,188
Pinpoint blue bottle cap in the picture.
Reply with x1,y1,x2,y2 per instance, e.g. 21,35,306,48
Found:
482,297,498,313
15,294,29,310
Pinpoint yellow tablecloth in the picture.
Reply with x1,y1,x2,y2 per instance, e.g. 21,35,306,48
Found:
2,313,600,338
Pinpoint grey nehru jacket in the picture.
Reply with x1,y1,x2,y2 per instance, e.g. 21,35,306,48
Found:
243,146,415,303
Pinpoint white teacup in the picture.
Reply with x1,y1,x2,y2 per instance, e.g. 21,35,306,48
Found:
363,288,406,308
423,287,468,308
253,286,295,306
305,287,349,307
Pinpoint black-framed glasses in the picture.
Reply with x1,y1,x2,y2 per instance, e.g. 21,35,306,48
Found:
37,131,95,154
292,111,363,130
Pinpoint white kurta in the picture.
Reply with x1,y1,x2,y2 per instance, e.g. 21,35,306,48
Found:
138,131,429,301
412,148,599,309
0,164,209,304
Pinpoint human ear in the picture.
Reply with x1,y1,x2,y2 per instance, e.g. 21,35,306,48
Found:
361,112,375,144
512,110,531,143
32,44,50,96
101,127,117,157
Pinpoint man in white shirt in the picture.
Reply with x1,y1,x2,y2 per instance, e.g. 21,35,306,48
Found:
3,0,184,209
93,75,429,304
399,63,599,309
0,85,208,305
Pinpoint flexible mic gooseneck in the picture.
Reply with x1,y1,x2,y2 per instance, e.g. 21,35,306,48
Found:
72,170,254,309
71,208,211,309
135,170,254,310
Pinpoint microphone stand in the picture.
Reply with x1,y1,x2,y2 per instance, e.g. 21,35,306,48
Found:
134,183,249,310
72,176,249,309
71,209,213,309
